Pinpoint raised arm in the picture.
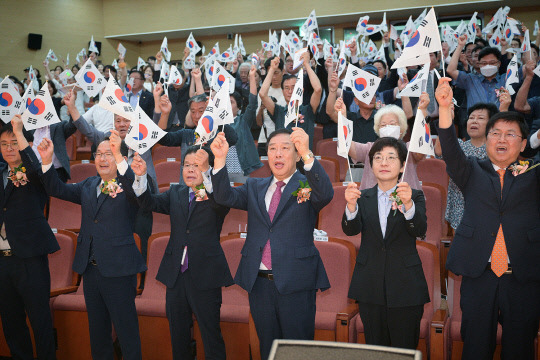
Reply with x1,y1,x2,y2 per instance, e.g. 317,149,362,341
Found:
259,57,280,116
302,53,322,114
190,67,204,97
447,35,467,81
326,71,340,123
65,90,105,145
514,60,535,113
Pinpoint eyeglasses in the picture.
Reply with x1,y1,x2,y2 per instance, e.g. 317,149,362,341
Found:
373,155,399,163
93,152,115,159
0,141,18,150
478,61,499,66
183,163,199,169
487,131,523,141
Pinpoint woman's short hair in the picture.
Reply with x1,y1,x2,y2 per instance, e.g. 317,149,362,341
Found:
373,105,408,139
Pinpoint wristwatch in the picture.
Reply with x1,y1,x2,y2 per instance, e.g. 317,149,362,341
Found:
301,151,314,162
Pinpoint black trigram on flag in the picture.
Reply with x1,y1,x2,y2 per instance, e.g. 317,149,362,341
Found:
127,125,133,132
214,98,221,107
44,112,54,121
1,83,8,89
1,110,10,116
362,92,370,98
352,70,359,76
218,110,228,120
107,96,116,105
88,86,94,91
96,78,103,85
85,64,92,69
295,88,303,96
27,118,37,125
369,78,375,86
420,20,428,28
418,136,424,147
151,131,158,139
38,90,46,96
138,143,148,149
423,37,432,48
123,106,133,113
207,106,214,113
411,84,420,91
14,101,21,109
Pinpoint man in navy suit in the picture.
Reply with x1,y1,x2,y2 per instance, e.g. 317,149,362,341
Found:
0,118,59,360
30,128,147,360
436,78,540,360
128,146,233,360
208,127,333,360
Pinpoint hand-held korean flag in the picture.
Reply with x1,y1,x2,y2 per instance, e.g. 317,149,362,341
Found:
238,35,246,56
390,25,399,40
288,30,302,52
301,10,318,38
337,111,353,158
98,76,135,120
284,68,304,128
293,48,308,70
251,53,260,67
398,62,430,97
337,42,347,78
160,37,171,62
270,31,281,56
534,20,539,36
47,49,58,62
0,77,23,123
111,59,119,71
76,48,86,64
195,98,221,146
408,110,434,156
503,20,515,43
308,33,320,60
280,31,293,55
233,34,240,58
66,53,70,66
483,6,510,34
413,8,428,28
400,16,415,46
75,58,107,98
207,42,220,62
521,30,531,54
505,54,519,95
89,36,99,54
137,57,147,70
356,16,370,35
467,12,479,40
124,105,166,155
366,40,378,59
213,80,234,125
186,32,201,55
488,26,503,50
374,44,386,63
167,65,184,86
58,69,74,86
117,43,127,58
219,46,235,63
21,82,61,131
210,61,235,94
160,61,170,82
20,83,35,115
343,64,381,105
184,52,196,70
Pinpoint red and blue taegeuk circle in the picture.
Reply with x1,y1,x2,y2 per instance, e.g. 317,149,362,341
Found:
84,72,96,84
133,124,148,141
217,74,226,87
354,78,368,91
0,92,13,107
115,89,128,103
28,98,45,115
202,116,214,132
406,30,421,48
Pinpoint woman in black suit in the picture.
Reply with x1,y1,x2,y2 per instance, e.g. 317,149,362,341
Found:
342,136,429,349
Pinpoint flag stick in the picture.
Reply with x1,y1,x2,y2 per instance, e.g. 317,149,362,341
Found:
441,50,446,77
400,150,411,182
347,160,354,183
294,101,300,127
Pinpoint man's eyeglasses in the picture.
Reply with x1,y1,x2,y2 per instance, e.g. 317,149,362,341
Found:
0,142,19,150
487,131,523,141
93,152,115,159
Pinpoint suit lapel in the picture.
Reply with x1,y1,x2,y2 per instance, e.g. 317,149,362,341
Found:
501,169,515,207
384,207,400,243
94,178,107,215
363,187,384,242
258,176,273,226
272,172,301,223
480,159,502,205
186,188,196,222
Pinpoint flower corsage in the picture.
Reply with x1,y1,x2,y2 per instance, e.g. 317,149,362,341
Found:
195,184,208,201
8,164,28,187
509,160,540,177
101,179,123,198
389,190,404,216
292,180,311,204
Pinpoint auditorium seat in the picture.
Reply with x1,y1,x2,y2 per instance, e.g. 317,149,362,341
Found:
194,235,250,360
352,241,447,360
135,232,171,360
249,238,358,360
154,159,181,185
319,156,340,183
221,207,248,236
48,197,82,232
315,139,349,182
152,145,182,163
317,183,361,250
74,130,92,161
65,134,77,161
249,159,272,178
68,160,96,184
417,158,449,191
313,124,323,152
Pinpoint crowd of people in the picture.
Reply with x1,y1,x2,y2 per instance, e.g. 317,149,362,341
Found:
1,8,539,360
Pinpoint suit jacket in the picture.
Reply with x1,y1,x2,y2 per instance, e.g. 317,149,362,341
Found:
211,159,333,295
342,186,429,307
49,120,77,178
439,126,540,283
2,148,59,258
34,149,147,277
137,89,155,119
71,114,158,192
136,183,234,289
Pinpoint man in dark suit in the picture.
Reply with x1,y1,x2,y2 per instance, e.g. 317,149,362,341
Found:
341,137,429,349
208,127,333,360
127,70,154,118
31,129,147,360
128,146,233,360
436,78,540,360
0,118,59,360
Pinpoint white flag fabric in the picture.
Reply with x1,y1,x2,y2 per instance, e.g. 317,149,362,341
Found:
111,59,119,71
280,30,293,56
398,62,430,97
98,77,135,120
20,83,35,115
219,47,235,63
533,63,540,78
212,80,234,125
301,10,318,38
293,48,308,71
374,44,386,63
288,30,303,52
251,53,260,67
167,65,184,86
392,53,431,69
483,6,510,34
183,52,196,70
160,61,170,82
89,36,99,54
186,32,201,55
488,27,503,50
454,20,467,38
337,42,347,78
534,20,539,36
124,106,166,155
28,66,39,92
308,34,320,60
210,61,235,94
204,58,215,83
400,16,415,46
521,30,531,53
137,57,147,70
337,111,353,159
413,8,428,28
365,40,378,59
343,64,381,105
21,82,61,131
117,43,127,58
47,49,58,62
207,43,220,62
284,69,304,128
467,12,479,40
75,58,107,98
389,25,399,40
505,54,519,95
76,48,86,64
160,37,171,62
408,110,434,156
233,34,240,58
0,77,23,123
194,98,221,146
503,20,515,43
356,16,370,35
58,69,74,85
269,31,280,56
238,35,246,56
323,40,338,61
66,53,70,66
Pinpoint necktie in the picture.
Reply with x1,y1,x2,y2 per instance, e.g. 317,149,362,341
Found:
491,169,508,277
427,71,436,114
261,181,285,270
181,192,196,273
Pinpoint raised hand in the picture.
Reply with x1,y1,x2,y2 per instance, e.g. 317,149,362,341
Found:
435,77,453,108
345,182,361,213
397,73,409,91
290,127,310,160
10,114,24,134
270,56,280,70
498,88,511,112
159,94,172,114
210,132,229,169
334,97,346,116
191,67,202,81
329,72,340,92
37,138,54,166
417,92,430,112
457,34,467,48
396,182,413,210
109,129,124,163
130,153,147,176
153,82,163,99
194,149,210,173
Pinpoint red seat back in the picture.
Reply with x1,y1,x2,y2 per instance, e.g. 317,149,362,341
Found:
154,159,181,185
48,197,81,232
422,184,444,249
49,230,78,290
68,161,96,183
315,139,348,181
249,159,272,178
417,158,449,190
152,145,182,163
140,233,169,300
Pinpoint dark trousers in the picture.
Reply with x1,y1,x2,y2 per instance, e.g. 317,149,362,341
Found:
460,269,540,360
166,269,225,360
357,302,424,350
82,264,141,360
0,255,56,360
249,276,316,360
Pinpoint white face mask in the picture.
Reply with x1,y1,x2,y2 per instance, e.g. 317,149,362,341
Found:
480,65,498,77
379,125,401,139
